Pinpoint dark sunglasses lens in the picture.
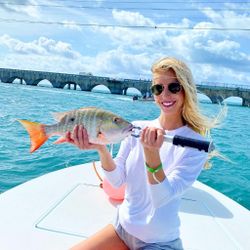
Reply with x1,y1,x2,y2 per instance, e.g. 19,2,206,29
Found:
168,82,181,94
151,84,163,95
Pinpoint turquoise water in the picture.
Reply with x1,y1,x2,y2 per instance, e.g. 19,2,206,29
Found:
0,82,249,210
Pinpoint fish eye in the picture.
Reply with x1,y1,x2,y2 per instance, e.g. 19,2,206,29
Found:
113,117,120,123
70,117,75,122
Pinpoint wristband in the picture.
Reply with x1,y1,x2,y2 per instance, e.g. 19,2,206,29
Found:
146,163,162,173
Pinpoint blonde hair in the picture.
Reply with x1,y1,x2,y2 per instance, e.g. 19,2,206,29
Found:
151,57,226,168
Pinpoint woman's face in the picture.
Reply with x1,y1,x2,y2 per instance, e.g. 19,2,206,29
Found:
152,69,184,118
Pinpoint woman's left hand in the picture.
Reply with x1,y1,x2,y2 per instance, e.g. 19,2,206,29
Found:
140,127,165,151
65,125,106,152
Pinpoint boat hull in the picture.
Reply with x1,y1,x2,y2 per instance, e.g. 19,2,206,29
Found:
0,162,249,250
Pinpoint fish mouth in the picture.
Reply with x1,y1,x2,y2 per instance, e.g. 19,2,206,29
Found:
122,123,134,134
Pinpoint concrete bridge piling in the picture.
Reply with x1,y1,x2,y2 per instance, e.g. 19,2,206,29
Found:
0,68,249,106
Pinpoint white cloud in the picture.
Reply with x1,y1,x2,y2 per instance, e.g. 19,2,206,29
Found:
90,48,151,78
0,0,40,17
194,39,240,58
62,20,82,31
98,17,241,71
193,63,250,84
0,38,152,79
112,9,154,26
0,34,46,54
201,7,250,37
163,27,250,74
0,35,81,59
95,11,192,52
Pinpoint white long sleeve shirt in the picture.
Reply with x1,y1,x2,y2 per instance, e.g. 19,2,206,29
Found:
103,119,208,243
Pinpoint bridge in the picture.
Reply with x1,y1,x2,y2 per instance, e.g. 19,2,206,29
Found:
0,68,249,106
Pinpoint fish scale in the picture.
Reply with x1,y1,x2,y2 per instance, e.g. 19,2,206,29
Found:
75,109,81,128
85,108,92,135
91,108,98,138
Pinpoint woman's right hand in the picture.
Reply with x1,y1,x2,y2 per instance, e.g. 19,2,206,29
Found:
140,126,165,151
65,125,106,152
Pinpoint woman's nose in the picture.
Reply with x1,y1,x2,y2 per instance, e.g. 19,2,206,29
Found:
162,86,171,96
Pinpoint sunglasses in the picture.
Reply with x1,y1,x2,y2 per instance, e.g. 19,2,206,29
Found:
151,82,182,96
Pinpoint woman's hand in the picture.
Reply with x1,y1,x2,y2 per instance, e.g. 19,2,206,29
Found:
140,127,165,152
65,125,106,152
141,127,166,184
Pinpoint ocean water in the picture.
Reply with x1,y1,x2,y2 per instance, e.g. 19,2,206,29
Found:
0,82,249,210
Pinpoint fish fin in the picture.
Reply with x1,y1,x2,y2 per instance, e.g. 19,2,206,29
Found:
51,111,69,122
18,119,48,153
52,107,98,121
54,136,67,144
79,107,97,111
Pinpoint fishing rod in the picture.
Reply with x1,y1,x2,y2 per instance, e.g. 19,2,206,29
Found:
131,126,215,153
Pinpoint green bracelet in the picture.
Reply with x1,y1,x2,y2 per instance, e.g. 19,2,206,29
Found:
146,163,163,173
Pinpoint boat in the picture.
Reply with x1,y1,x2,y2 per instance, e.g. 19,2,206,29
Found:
0,161,249,250
138,97,154,102
132,95,155,101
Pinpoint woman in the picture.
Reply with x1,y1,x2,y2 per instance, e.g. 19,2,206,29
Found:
69,57,218,250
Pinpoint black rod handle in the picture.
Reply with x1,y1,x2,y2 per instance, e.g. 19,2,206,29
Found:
170,135,215,153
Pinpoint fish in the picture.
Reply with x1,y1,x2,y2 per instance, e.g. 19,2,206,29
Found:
18,107,133,153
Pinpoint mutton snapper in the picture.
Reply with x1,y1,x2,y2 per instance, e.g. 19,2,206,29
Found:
18,107,133,153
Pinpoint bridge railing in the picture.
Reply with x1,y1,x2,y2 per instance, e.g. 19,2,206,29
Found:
198,82,250,91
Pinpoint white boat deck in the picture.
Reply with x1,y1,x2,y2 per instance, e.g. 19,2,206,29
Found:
0,162,249,250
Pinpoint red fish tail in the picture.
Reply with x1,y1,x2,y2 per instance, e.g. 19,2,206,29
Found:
18,120,49,153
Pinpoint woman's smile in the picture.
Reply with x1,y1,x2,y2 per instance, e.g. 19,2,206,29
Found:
161,100,177,108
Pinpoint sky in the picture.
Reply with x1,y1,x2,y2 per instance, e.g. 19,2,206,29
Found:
0,0,250,87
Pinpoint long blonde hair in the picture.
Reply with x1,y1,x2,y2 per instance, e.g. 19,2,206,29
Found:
151,57,226,168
